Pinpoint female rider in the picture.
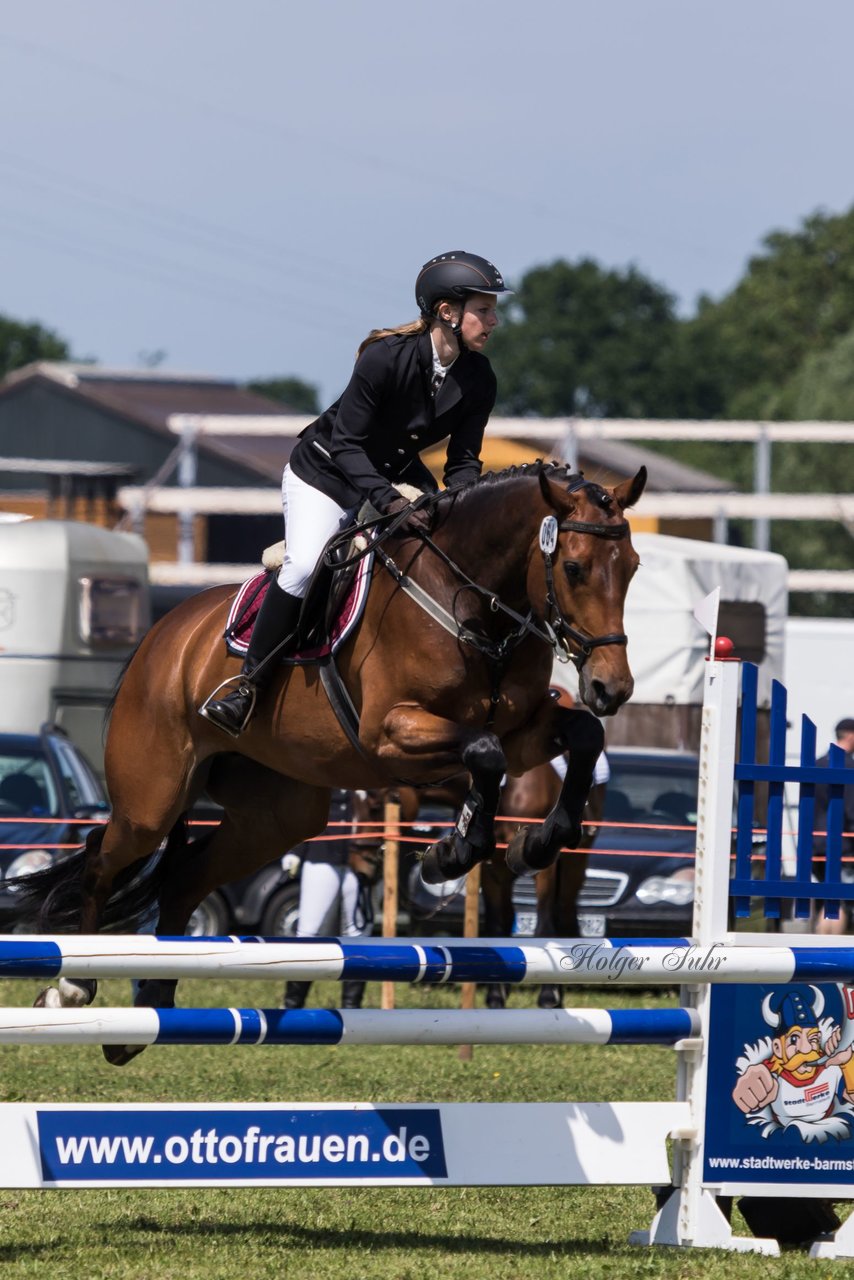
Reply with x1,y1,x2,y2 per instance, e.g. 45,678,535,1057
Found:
200,250,510,736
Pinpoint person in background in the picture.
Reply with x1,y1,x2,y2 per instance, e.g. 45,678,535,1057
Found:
813,717,854,935
283,788,372,1011
200,250,509,737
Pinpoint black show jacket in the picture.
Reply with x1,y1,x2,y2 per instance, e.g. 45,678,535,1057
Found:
289,329,497,513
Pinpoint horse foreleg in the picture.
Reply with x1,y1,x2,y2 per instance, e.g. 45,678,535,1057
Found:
378,707,506,884
504,707,604,876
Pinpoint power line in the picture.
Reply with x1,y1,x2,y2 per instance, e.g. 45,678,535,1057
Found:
0,33,720,269
0,148,399,307
0,205,365,342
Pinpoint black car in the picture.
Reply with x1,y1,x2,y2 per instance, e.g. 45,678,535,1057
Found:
0,725,110,910
407,748,699,938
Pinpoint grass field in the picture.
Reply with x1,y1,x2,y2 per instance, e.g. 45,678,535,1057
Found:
0,974,847,1279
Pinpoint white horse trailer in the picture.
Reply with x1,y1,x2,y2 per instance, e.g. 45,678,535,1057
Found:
0,520,150,777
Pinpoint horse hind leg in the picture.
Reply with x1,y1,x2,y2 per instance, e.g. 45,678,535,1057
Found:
480,855,515,1010
32,811,172,1012
32,824,113,1011
103,768,331,1068
533,863,563,1009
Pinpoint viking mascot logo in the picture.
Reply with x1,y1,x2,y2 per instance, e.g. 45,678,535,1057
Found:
731,985,854,1143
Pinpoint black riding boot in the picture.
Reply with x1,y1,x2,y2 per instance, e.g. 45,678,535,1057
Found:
284,980,311,1010
341,980,365,1010
199,580,302,737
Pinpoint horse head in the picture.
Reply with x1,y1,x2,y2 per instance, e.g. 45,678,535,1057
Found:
534,465,646,717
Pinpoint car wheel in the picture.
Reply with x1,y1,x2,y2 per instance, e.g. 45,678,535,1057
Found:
186,891,230,937
260,882,301,937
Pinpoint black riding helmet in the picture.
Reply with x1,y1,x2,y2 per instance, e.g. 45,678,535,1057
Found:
415,251,511,318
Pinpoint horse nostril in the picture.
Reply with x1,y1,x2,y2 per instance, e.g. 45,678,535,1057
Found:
591,680,608,707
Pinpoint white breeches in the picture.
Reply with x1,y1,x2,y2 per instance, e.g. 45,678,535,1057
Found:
277,464,358,596
296,861,369,938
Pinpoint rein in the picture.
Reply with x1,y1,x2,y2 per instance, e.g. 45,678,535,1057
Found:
321,482,631,737
376,506,632,676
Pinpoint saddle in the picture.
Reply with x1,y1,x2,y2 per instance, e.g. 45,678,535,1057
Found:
224,485,421,665
223,535,372,664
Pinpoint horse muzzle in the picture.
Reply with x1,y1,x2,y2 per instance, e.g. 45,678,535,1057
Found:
577,666,634,718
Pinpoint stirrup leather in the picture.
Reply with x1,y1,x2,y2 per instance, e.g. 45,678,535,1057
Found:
198,675,257,738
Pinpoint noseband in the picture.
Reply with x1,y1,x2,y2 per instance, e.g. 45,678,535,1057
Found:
540,513,630,671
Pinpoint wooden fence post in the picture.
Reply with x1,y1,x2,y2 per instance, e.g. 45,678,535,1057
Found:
381,799,400,1011
458,861,482,1060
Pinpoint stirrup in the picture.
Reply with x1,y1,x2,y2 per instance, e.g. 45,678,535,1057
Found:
198,676,257,739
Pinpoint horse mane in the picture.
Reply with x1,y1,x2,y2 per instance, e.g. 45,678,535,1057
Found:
434,459,614,512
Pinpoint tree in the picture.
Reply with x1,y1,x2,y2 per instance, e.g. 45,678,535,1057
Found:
248,376,320,415
0,314,70,380
487,258,692,418
767,324,854,420
684,207,854,419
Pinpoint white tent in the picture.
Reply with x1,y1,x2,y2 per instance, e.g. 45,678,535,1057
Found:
552,533,788,709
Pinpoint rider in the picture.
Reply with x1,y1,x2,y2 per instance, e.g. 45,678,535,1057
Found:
200,250,510,736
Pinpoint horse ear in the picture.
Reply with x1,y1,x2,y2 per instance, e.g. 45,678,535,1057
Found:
538,467,559,510
613,466,647,511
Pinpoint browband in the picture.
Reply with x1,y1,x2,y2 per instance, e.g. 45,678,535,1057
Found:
558,518,630,540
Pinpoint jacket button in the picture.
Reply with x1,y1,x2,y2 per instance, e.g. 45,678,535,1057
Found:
397,448,405,455
383,463,391,470
410,433,419,440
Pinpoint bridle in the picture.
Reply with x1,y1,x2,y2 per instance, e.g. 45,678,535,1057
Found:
539,512,631,669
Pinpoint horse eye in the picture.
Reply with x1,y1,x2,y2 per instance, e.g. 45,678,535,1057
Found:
563,561,582,584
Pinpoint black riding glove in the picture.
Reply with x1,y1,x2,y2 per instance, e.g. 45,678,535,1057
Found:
384,496,432,535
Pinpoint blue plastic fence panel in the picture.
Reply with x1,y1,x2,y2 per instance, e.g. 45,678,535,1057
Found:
824,740,847,914
732,666,850,916
733,661,758,918
793,715,818,919
760,679,788,919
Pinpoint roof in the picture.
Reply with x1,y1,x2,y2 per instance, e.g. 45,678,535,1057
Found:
0,519,148,569
0,363,300,483
0,364,733,492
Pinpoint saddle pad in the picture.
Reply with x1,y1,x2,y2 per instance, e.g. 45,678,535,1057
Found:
224,552,374,664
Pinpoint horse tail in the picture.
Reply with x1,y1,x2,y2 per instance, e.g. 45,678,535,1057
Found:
3,817,192,935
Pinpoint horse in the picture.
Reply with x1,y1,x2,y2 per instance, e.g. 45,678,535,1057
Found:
16,460,646,1064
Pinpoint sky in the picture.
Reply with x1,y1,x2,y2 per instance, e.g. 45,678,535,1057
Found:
2,1,853,408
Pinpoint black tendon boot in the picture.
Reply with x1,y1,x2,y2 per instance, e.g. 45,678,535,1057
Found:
284,981,311,1010
341,980,365,1010
199,580,303,736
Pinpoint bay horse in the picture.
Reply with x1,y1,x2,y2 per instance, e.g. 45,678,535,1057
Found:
18,461,645,1064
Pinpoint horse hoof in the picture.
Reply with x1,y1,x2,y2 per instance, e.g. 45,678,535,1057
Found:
505,827,533,876
537,985,563,1010
58,977,97,1007
505,827,565,876
485,984,508,1010
420,837,469,885
34,986,62,1009
102,1043,146,1068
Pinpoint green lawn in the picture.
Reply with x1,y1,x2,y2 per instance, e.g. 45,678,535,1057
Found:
0,976,845,1278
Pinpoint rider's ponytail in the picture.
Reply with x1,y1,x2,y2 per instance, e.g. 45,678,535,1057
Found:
357,317,429,359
